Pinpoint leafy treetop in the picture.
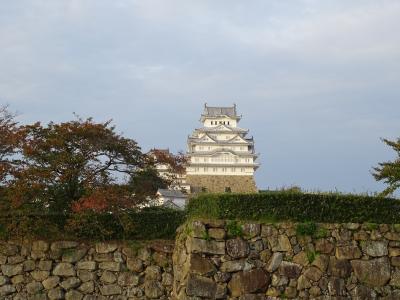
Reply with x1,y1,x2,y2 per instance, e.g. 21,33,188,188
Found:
373,138,400,197
7,117,148,213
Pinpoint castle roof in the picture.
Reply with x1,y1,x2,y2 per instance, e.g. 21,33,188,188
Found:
157,189,186,198
200,104,241,121
187,147,258,158
148,148,170,155
188,134,254,145
196,124,248,133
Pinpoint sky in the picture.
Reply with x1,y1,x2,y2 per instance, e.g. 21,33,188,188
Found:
1,0,399,194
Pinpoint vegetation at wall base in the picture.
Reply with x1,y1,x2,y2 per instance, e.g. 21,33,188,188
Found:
186,191,400,224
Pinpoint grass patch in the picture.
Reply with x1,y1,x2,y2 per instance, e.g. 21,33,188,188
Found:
314,227,329,239
296,222,317,236
226,220,243,238
365,223,379,231
306,250,319,263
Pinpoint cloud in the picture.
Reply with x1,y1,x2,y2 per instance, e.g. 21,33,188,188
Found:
0,0,399,194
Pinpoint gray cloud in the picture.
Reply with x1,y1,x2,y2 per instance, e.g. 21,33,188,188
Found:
1,0,399,194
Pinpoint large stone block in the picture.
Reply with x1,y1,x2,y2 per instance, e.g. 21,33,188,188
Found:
53,263,76,277
98,262,121,272
351,257,391,287
144,281,165,299
1,264,23,277
76,261,96,270
336,245,361,259
50,241,78,251
32,241,49,252
43,276,60,290
267,252,283,273
188,254,216,275
278,261,302,279
329,257,351,278
0,285,16,296
361,240,388,257
0,243,19,256
186,274,217,298
227,269,270,297
100,284,122,296
226,238,250,258
62,248,88,263
187,238,225,255
95,243,118,254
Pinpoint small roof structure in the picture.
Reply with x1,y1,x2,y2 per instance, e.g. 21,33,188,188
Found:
200,104,241,122
157,189,186,199
157,189,187,210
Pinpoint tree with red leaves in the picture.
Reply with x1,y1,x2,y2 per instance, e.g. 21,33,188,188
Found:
8,117,148,213
146,149,187,189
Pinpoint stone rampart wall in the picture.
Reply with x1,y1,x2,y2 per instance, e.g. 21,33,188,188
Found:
3,220,400,299
0,239,174,299
186,175,257,193
173,220,400,299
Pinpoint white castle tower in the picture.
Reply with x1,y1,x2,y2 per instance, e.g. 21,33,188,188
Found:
186,104,259,193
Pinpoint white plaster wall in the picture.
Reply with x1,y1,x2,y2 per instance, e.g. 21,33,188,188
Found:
203,117,237,127
186,166,254,176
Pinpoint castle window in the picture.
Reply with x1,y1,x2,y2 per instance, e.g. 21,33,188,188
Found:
228,121,230,125
225,187,231,193
211,121,213,125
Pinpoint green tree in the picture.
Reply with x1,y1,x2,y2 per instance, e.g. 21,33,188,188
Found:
373,138,400,196
129,167,168,202
8,117,147,213
0,105,21,185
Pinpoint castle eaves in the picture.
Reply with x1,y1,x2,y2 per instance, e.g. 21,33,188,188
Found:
200,104,241,121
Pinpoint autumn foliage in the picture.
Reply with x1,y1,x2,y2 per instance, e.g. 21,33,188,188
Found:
0,107,187,219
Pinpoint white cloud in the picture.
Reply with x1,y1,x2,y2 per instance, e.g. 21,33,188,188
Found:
0,0,399,194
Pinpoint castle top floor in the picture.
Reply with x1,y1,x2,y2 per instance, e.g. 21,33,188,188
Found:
200,104,242,128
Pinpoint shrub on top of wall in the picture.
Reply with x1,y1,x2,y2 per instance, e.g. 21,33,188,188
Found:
186,191,400,223
0,207,186,241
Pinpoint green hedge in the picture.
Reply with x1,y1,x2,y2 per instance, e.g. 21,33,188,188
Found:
187,191,400,223
2,191,399,241
0,207,186,241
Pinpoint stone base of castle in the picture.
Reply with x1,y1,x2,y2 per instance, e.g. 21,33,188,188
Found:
186,175,258,193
